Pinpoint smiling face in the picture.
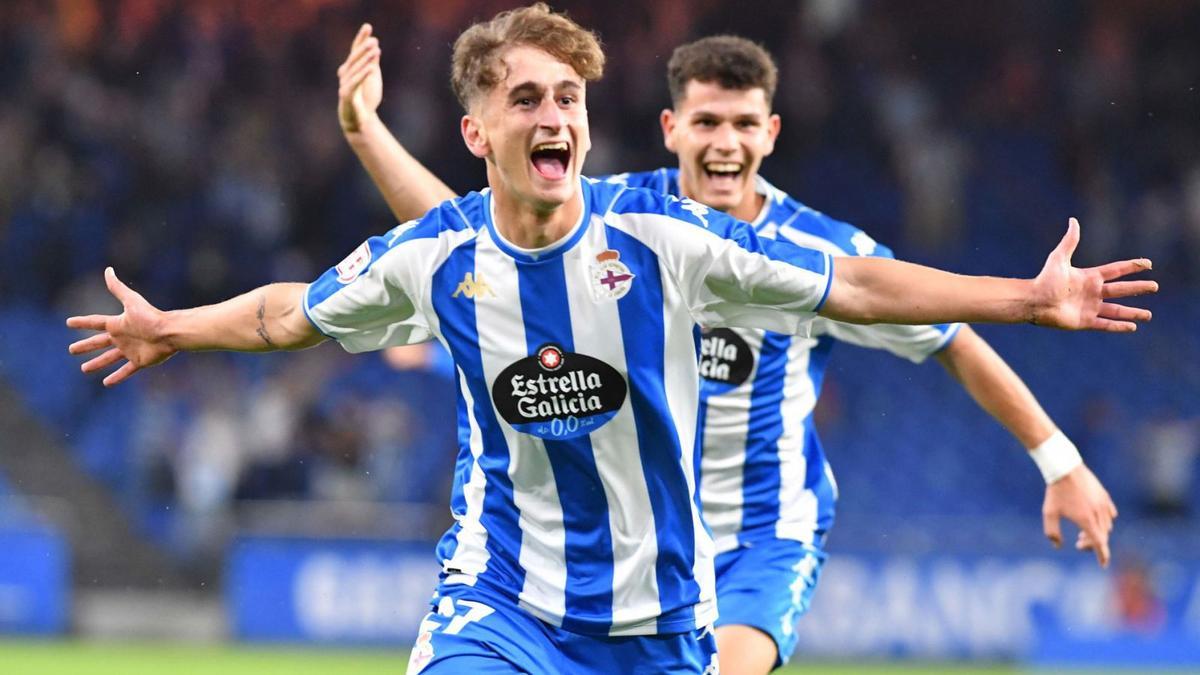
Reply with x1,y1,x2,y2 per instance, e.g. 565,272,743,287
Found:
661,80,780,221
461,45,591,216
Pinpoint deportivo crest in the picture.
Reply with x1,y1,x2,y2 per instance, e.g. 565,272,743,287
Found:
590,250,635,301
492,343,628,440
335,241,372,284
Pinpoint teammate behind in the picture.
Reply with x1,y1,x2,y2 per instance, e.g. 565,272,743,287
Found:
336,25,1135,674
71,5,1155,674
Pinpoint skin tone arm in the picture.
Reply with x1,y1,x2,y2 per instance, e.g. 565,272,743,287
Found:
934,325,1118,566
338,24,456,221
66,268,324,387
821,218,1156,332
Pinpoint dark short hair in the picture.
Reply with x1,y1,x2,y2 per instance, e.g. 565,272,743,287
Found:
667,35,778,105
451,3,605,111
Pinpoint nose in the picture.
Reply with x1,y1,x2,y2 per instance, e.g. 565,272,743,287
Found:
712,122,738,153
536,96,565,129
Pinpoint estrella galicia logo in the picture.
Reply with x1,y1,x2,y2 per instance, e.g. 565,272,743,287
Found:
699,328,754,393
492,343,627,440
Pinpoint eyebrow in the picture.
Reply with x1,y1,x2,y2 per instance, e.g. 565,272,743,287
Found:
506,80,583,98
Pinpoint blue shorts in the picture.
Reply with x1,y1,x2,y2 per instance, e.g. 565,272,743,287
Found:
713,538,826,668
407,582,719,674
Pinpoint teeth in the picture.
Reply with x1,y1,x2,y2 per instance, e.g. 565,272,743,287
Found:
705,162,742,173
533,142,569,152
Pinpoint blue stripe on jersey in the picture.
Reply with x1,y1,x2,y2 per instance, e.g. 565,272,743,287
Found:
737,331,793,543
805,335,838,543
430,242,526,591
482,185,593,263
514,256,615,632
435,376,474,564
606,225,701,627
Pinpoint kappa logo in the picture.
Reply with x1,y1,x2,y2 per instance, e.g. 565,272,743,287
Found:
589,250,635,301
850,230,878,256
680,198,710,227
452,272,495,299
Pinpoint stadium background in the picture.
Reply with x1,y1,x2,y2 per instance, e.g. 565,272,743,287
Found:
1,0,1197,671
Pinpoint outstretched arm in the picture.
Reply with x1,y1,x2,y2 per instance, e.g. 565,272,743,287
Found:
821,219,1156,331
338,23,456,221
67,268,323,387
935,326,1117,567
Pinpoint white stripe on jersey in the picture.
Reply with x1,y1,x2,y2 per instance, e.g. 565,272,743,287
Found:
773,340,818,544
470,228,570,624
564,217,664,634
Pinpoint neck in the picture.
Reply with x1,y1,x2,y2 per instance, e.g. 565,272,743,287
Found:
726,189,765,223
489,170,582,249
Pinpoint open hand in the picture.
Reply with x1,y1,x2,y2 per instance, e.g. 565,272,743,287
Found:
1030,218,1157,331
338,23,383,135
1042,464,1118,567
66,267,177,387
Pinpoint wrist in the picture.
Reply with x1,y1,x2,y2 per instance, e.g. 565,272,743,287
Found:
1028,429,1083,484
343,113,385,142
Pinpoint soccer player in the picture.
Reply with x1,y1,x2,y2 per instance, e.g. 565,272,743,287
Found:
70,5,1154,674
336,23,1137,674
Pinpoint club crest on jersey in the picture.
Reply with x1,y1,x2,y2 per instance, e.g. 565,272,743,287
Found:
408,630,435,672
590,250,635,301
492,343,628,440
699,328,754,393
335,241,372,284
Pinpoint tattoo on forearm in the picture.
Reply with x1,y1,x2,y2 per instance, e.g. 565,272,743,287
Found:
256,295,276,348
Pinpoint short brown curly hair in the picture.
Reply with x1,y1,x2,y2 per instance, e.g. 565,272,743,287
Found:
451,3,605,111
667,35,778,106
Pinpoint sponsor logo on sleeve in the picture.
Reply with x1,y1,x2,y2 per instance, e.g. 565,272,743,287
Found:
699,328,754,393
492,343,628,440
335,241,372,284
589,250,635,301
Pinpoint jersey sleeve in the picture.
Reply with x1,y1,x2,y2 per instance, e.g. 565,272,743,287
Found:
777,218,964,363
303,218,436,353
616,192,833,337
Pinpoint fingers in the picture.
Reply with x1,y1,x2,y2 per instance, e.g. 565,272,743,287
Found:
66,314,112,331
340,48,380,97
68,332,112,355
1043,510,1062,548
352,23,372,50
1079,521,1112,568
1098,302,1152,322
104,267,141,306
1086,317,1137,333
1052,217,1081,262
1092,258,1153,281
81,348,124,374
338,36,379,82
1101,279,1159,299
103,361,140,388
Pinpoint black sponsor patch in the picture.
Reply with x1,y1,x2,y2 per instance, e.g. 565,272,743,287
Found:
492,343,627,440
699,328,754,391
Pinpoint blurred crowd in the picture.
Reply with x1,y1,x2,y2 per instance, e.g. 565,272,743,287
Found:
1,0,1197,555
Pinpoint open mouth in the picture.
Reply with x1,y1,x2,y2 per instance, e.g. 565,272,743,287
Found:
531,141,571,181
703,161,744,184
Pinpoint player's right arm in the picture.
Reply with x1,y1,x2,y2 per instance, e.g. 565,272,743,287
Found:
67,268,323,387
338,23,456,222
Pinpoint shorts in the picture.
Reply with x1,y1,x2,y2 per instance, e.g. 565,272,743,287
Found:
713,538,826,668
407,582,719,674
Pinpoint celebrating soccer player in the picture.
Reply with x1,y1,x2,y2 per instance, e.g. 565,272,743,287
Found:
335,15,1150,675
71,5,1155,674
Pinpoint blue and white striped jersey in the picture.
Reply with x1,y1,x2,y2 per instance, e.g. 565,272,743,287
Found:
606,169,961,553
303,178,833,637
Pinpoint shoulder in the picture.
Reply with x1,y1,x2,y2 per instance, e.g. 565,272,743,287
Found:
771,195,895,259
594,167,677,196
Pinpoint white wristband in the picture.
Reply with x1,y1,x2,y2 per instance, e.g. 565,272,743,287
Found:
1028,430,1083,484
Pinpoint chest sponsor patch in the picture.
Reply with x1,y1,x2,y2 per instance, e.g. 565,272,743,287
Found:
699,328,754,393
492,343,628,440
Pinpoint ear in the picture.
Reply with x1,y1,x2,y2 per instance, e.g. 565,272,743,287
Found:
461,113,489,159
761,113,782,158
660,108,678,153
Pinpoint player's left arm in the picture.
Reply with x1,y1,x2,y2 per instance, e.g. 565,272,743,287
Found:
933,325,1117,567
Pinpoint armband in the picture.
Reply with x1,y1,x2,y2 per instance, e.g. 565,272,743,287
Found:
1028,430,1083,484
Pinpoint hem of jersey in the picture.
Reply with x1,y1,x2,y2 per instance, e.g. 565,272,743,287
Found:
482,177,593,263
812,252,835,312
929,322,964,356
726,527,823,554
300,285,335,340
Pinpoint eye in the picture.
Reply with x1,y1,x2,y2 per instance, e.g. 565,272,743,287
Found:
558,95,576,106
515,97,535,108
695,119,717,128
736,120,759,129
